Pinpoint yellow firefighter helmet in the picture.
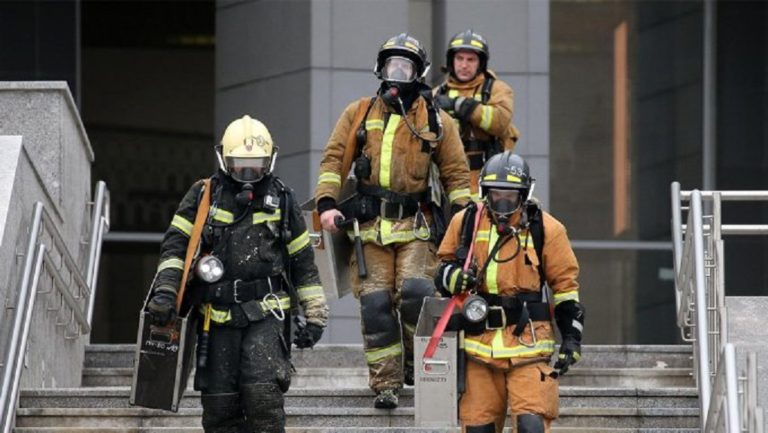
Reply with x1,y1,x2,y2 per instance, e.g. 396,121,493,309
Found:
217,115,277,183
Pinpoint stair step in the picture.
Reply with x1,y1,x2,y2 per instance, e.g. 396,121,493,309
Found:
85,344,693,370
14,407,700,429
19,386,698,410
14,428,701,433
13,428,701,433
81,366,694,388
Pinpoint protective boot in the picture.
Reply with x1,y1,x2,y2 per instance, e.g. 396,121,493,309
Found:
241,383,286,433
517,413,545,433
465,422,496,433
201,393,247,433
373,388,399,409
403,361,415,386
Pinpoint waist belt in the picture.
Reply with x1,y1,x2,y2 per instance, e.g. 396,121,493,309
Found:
460,292,551,336
356,184,429,220
192,276,281,305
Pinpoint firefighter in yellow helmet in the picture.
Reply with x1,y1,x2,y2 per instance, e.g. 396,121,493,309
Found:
434,29,521,201
314,33,471,409
146,115,329,433
435,152,584,433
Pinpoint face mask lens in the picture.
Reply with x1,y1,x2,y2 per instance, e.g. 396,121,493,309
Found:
226,156,269,183
487,189,522,216
382,56,416,83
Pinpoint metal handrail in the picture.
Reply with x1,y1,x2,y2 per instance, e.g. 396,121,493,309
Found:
671,181,766,432
0,180,110,433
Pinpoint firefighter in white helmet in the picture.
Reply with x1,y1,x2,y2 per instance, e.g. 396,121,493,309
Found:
146,115,329,433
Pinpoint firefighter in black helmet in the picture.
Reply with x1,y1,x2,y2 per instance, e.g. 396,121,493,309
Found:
146,116,329,433
435,152,584,433
435,29,521,201
315,33,470,409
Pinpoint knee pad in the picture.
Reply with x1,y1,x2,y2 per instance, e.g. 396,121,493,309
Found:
240,383,285,433
399,278,435,327
201,392,244,432
517,413,545,433
466,422,496,433
360,290,399,348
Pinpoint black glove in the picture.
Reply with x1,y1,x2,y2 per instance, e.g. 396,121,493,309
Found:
146,286,177,327
435,94,455,112
293,323,324,349
553,300,585,376
435,262,476,295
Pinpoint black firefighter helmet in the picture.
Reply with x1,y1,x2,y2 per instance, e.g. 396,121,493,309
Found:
446,29,490,76
479,151,534,220
374,33,430,83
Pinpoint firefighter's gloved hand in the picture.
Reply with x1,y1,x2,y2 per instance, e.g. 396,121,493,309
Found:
147,286,177,327
435,95,456,113
553,338,581,376
293,323,324,349
553,300,585,376
437,262,476,295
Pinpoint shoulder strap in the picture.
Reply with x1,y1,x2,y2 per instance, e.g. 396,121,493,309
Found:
176,178,212,311
340,97,376,185
455,202,478,263
481,73,495,104
528,208,546,288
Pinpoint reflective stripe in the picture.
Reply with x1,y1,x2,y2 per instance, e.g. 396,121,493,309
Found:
480,105,494,131
353,227,380,243
171,215,193,236
470,192,482,202
448,89,460,98
448,268,460,293
486,228,500,294
448,188,471,203
554,290,580,305
202,296,291,324
157,257,184,273
473,93,482,101
365,342,403,364
208,307,232,323
211,208,234,224
317,172,341,186
297,285,325,300
450,39,463,47
482,173,521,183
365,119,385,131
288,230,310,255
464,337,556,359
519,233,533,249
380,114,400,189
253,210,281,225
470,40,484,48
475,230,490,243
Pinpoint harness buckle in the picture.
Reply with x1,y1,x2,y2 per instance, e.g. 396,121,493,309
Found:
380,200,404,220
233,279,245,303
485,306,506,330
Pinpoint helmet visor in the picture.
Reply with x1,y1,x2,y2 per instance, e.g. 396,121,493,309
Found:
225,156,270,183
381,56,417,83
486,188,522,216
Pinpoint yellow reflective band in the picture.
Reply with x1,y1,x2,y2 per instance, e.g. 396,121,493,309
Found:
318,172,341,186
470,40,484,48
261,296,291,311
483,174,497,181
507,175,521,183
297,285,325,300
380,114,400,189
448,89,460,98
487,228,499,294
464,339,493,357
518,233,533,249
450,39,463,47
470,192,482,202
448,188,471,203
448,268,460,293
253,210,281,225
492,329,504,352
365,119,385,131
554,290,580,305
157,257,184,273
365,342,403,364
205,306,232,324
171,215,193,236
475,230,490,243
493,340,556,358
473,93,482,101
480,106,494,131
350,227,380,243
288,231,310,255
404,41,418,51
211,208,234,224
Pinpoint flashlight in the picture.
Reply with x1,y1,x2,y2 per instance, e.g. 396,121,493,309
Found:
462,294,489,323
195,255,224,283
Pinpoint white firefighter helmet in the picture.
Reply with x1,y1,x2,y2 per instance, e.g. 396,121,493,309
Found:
217,115,277,183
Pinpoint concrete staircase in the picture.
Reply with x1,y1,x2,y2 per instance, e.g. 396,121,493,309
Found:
15,344,700,432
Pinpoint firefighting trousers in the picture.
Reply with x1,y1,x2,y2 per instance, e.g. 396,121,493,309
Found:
350,239,438,392
460,358,559,433
194,316,291,433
